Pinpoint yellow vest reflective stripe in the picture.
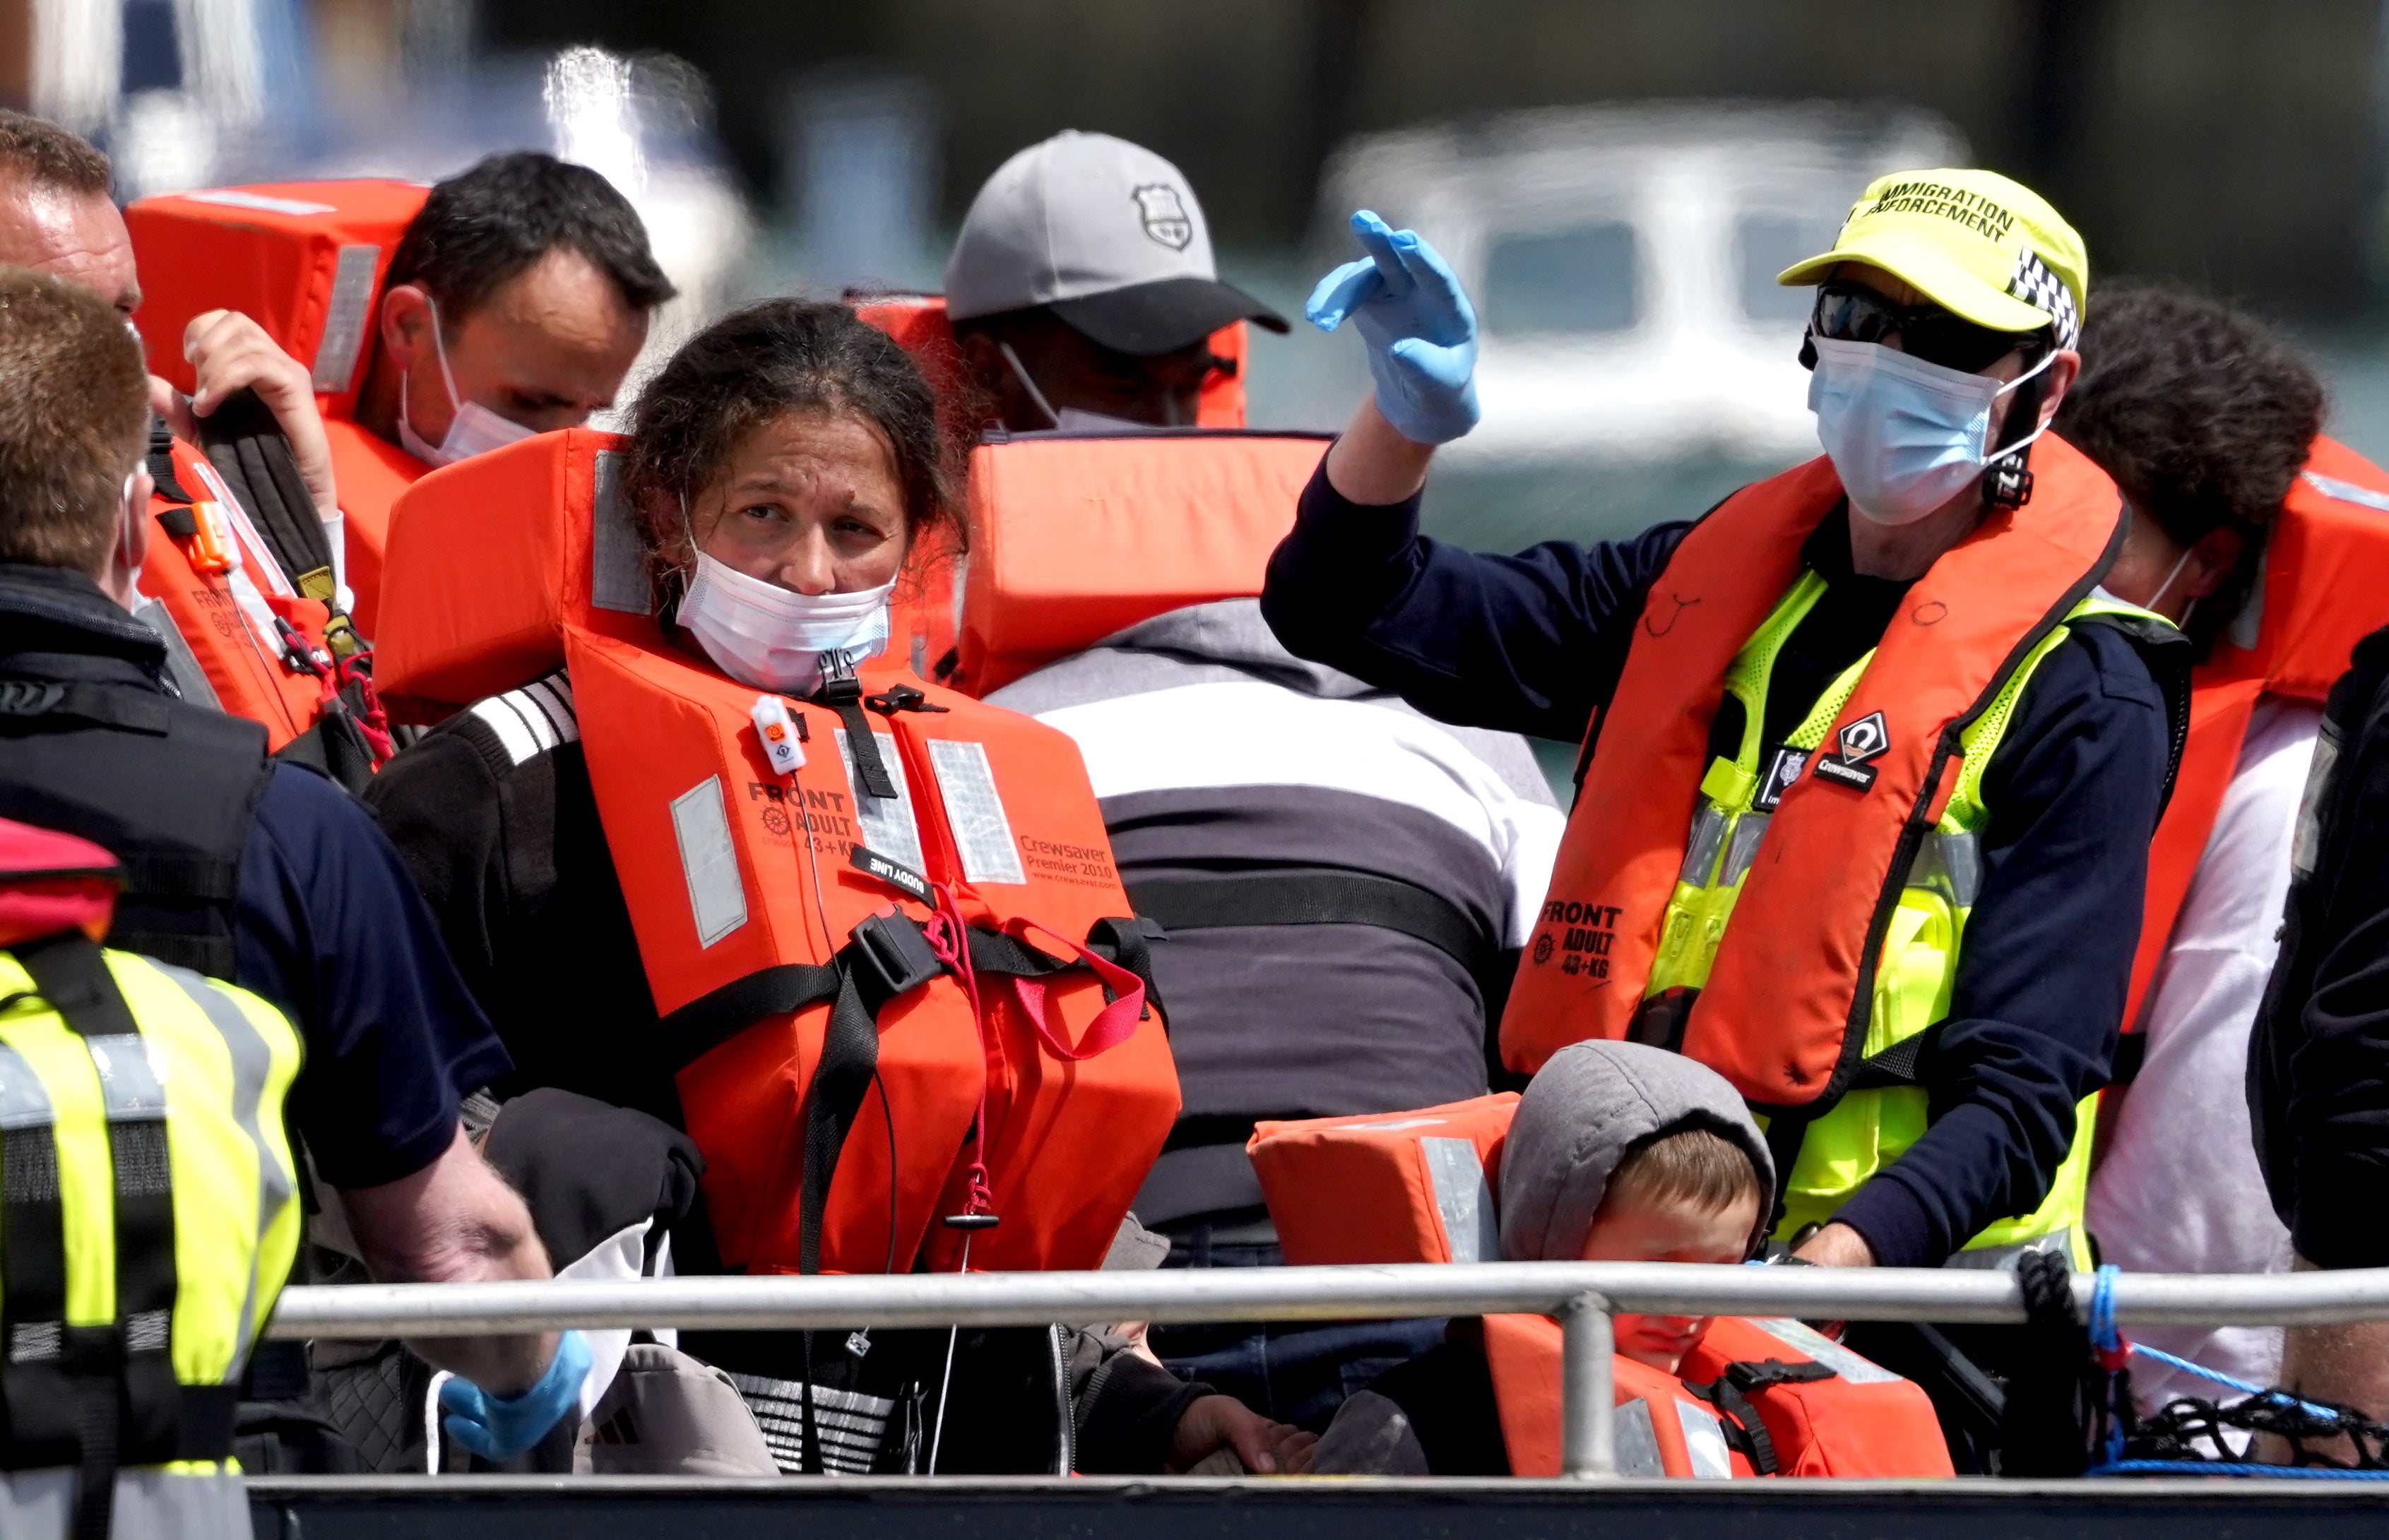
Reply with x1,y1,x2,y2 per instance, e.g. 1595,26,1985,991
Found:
0,935,301,1532
1644,586,2172,1268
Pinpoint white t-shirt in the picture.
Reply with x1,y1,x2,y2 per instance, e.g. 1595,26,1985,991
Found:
2085,696,2318,1411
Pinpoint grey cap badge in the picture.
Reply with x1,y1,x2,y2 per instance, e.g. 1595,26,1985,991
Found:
1132,184,1194,249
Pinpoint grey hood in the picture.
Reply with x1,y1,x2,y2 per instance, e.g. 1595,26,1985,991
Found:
1496,1041,1775,1263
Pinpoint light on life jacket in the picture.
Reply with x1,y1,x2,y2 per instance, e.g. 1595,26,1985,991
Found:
374,428,1180,1274
1251,1094,1952,1479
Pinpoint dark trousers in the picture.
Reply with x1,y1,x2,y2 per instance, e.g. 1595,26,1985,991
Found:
1148,1219,1447,1431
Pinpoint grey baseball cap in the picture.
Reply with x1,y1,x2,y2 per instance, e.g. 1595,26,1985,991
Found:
944,130,1288,357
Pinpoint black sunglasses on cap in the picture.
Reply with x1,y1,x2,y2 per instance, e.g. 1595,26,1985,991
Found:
1809,280,2051,374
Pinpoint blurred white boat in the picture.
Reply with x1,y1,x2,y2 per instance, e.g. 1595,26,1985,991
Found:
1317,102,1967,466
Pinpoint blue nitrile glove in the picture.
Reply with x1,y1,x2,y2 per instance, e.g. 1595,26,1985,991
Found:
1305,209,1481,445
439,1329,593,1461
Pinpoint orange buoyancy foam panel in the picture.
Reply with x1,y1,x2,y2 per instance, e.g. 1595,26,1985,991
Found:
1249,1095,1519,1267
566,632,987,1276
2123,436,2389,1027
325,419,427,640
1678,1316,1954,1477
367,430,621,718
126,180,427,421
895,692,1180,1272
949,432,1327,696
138,435,340,751
1483,1315,1755,1479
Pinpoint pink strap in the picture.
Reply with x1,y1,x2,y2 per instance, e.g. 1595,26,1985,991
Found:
1002,917,1144,1062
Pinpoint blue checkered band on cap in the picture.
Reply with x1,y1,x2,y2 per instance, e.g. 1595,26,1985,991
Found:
2008,246,2079,350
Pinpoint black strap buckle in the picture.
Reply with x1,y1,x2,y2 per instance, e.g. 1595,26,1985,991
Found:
848,911,946,1007
865,682,948,716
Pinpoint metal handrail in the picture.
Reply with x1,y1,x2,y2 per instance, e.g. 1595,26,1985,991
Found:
266,1261,2389,1480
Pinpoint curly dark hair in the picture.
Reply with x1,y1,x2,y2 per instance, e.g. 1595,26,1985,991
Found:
622,298,964,591
2053,285,2325,660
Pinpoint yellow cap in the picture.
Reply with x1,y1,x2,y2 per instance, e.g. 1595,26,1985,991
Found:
1777,168,2085,348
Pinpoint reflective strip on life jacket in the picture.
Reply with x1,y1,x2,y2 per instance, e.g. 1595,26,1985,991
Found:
1505,437,2128,1113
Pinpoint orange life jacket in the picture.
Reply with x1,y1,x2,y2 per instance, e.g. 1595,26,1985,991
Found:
946,433,1324,696
849,295,1264,694
1502,438,2126,1099
2123,436,2389,1031
324,420,428,642
1250,1096,1949,1478
136,433,348,752
374,430,1179,1274
125,179,431,637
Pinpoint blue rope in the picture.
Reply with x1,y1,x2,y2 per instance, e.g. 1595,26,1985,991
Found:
2085,1264,2377,1477
2090,1263,2122,1355
2089,1459,2389,1480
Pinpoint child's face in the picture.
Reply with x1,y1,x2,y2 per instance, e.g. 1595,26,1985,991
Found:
1575,1189,1760,1374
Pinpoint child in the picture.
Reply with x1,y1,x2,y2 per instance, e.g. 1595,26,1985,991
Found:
1312,1040,1773,1474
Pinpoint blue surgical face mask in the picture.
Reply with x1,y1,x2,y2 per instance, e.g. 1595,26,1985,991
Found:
1808,336,2057,526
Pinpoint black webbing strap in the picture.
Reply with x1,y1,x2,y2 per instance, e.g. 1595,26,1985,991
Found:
11,934,184,1540
146,418,192,505
964,917,1167,1025
653,914,945,1276
651,914,946,1474
2110,1031,2148,1086
812,680,896,800
1685,1358,1834,1476
198,389,340,601
1126,872,1498,984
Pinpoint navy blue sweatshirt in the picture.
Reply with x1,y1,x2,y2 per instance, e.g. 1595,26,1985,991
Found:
1262,460,2172,1268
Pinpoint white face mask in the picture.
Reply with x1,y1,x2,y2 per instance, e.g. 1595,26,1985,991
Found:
398,296,540,468
114,469,144,605
1808,336,2057,526
679,550,894,697
2141,543,2195,615
997,340,1162,436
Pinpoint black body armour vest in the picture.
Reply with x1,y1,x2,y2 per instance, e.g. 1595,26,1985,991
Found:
0,570,271,979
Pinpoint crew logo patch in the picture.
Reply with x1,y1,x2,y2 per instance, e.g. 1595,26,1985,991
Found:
1132,184,1194,250
1837,711,1890,766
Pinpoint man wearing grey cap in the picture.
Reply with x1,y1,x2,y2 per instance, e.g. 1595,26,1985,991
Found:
946,129,1288,431
966,131,1567,1431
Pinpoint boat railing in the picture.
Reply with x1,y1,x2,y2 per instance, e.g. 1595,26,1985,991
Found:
267,1260,2389,1479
